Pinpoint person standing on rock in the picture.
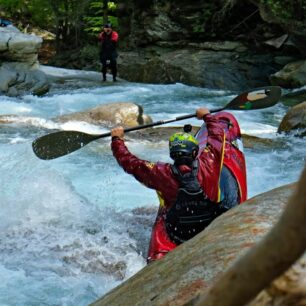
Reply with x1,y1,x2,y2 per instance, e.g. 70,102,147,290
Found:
110,108,247,263
98,23,119,82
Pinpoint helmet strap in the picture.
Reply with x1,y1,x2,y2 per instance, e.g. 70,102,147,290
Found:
192,148,199,159
174,156,194,166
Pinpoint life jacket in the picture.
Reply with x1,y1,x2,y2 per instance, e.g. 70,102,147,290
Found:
100,31,118,59
165,159,220,244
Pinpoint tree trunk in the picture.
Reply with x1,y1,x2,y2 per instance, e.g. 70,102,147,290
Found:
103,0,109,24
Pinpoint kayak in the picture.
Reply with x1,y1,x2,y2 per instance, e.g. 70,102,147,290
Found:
147,112,247,263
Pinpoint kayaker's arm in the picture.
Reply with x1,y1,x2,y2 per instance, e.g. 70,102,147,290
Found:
111,137,153,179
196,111,226,203
196,107,225,150
111,127,166,190
201,113,225,156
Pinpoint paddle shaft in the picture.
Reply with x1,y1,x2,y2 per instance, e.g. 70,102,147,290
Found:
32,86,282,160
92,107,224,140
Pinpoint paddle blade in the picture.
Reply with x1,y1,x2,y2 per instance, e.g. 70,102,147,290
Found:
226,86,282,110
32,130,100,160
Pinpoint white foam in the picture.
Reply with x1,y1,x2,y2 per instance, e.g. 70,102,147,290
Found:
40,65,101,82
0,114,109,135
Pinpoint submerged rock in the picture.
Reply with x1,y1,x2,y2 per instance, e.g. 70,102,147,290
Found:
270,60,306,89
55,102,153,128
280,88,306,107
278,101,306,135
126,126,286,150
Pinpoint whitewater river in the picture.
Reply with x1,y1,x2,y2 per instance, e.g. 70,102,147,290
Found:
0,68,305,305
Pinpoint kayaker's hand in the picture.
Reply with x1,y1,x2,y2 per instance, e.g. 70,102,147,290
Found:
111,126,124,139
196,108,210,120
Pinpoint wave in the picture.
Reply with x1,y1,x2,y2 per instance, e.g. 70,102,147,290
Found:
0,114,109,134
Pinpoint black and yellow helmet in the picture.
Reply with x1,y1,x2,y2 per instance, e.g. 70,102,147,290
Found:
169,132,199,161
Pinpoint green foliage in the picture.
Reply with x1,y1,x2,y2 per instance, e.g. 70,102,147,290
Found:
0,0,57,30
80,44,99,60
0,0,24,12
27,0,53,27
83,1,118,36
0,0,119,49
191,2,219,35
261,0,306,21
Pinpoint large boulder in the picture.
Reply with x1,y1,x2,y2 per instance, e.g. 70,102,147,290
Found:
251,0,306,57
115,0,302,90
0,27,42,63
0,62,49,96
118,47,280,91
90,183,301,306
278,101,306,135
270,60,306,88
55,102,153,128
0,27,49,96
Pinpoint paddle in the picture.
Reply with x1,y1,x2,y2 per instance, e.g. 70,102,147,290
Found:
32,86,281,160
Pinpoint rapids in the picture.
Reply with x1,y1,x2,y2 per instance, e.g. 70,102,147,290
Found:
0,68,305,305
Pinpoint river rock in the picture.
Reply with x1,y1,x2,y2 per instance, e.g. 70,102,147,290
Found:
0,27,49,96
115,0,299,91
0,27,42,63
91,183,300,306
280,88,306,107
251,0,306,57
118,48,279,91
0,62,49,96
55,102,153,128
270,60,306,88
278,101,306,135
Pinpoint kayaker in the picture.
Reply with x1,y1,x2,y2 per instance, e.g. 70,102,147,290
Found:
98,23,119,82
111,108,247,263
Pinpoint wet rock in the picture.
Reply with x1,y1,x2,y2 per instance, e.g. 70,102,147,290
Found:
278,101,306,135
0,27,49,96
55,102,153,128
270,60,306,89
90,183,298,306
0,62,49,96
241,134,288,150
280,88,306,107
118,49,280,91
0,27,42,63
251,0,306,57
115,0,291,91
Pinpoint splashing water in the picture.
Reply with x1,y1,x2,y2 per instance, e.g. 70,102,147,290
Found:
0,69,305,305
